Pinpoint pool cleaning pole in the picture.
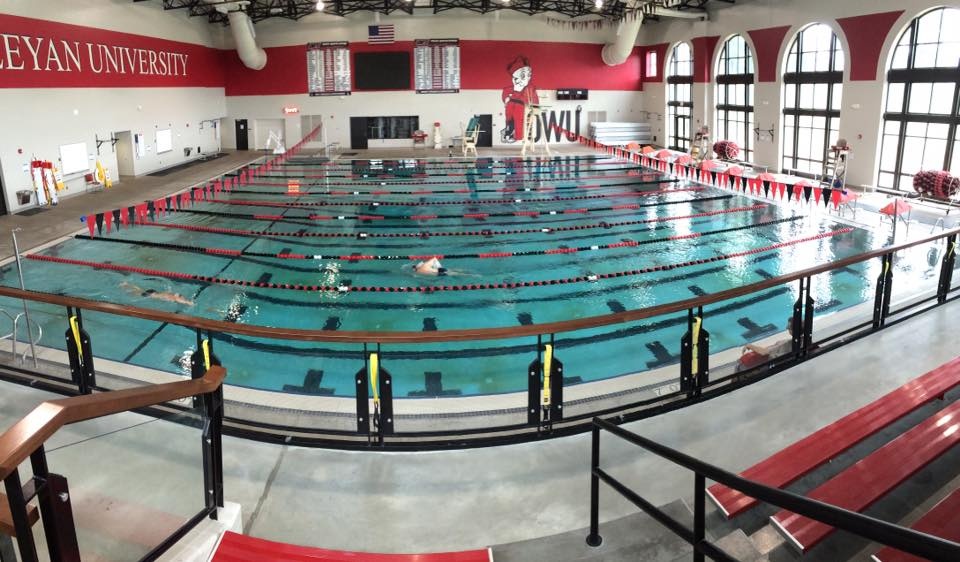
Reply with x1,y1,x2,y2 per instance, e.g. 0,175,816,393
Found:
11,229,38,368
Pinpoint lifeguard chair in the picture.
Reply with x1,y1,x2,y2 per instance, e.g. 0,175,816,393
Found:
521,104,552,157
461,116,481,157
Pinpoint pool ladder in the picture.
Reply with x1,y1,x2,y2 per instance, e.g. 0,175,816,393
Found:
0,308,41,366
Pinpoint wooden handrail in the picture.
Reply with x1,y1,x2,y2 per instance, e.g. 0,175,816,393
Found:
0,366,225,481
2,227,957,344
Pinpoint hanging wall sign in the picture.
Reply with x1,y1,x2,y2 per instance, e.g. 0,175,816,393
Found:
307,41,351,96
414,39,460,94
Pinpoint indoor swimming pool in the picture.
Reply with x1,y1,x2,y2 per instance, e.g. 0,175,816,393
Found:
0,155,919,397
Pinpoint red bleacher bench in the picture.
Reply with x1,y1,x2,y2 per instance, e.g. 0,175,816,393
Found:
770,399,960,553
871,488,960,562
706,356,960,518
212,531,493,561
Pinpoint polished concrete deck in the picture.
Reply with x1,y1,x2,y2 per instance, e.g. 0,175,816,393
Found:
1,298,957,559
0,151,260,260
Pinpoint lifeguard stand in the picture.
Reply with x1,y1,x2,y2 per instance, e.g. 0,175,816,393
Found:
521,104,552,157
823,139,851,191
690,126,710,163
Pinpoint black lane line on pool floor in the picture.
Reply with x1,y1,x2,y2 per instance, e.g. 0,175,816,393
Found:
75,213,797,269
198,285,797,366
136,195,739,239
164,190,704,224
222,178,676,198
122,195,303,363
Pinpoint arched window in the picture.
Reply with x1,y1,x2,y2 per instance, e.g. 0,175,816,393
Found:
667,42,694,151
879,7,960,190
715,35,755,161
781,23,845,175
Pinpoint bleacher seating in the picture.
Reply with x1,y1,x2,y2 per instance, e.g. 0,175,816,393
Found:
871,489,960,562
212,531,492,561
706,357,960,519
770,399,960,552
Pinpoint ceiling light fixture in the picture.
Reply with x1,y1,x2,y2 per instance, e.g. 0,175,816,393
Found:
316,0,325,10
594,0,603,8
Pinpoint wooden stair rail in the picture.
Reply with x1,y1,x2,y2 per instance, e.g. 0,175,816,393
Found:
0,494,38,536
0,366,226,482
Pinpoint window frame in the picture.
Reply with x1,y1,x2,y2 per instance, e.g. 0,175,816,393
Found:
715,35,756,161
781,24,845,176
879,8,960,191
667,42,694,152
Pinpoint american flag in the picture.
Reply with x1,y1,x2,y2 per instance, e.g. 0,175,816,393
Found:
368,25,395,44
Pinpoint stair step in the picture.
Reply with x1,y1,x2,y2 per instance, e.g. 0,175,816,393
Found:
0,493,39,537
715,529,765,562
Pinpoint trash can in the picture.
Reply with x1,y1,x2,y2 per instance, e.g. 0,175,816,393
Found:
16,190,32,205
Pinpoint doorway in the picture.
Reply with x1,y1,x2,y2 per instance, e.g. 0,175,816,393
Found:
350,117,368,150
477,114,493,148
114,131,135,176
235,119,249,151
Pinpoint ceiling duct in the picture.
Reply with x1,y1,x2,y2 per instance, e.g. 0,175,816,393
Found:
205,0,267,70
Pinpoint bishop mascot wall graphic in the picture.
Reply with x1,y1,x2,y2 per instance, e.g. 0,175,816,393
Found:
500,55,581,143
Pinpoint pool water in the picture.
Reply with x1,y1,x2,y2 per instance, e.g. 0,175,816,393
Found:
0,156,904,397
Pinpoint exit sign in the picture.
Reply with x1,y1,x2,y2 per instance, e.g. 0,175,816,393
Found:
283,106,300,115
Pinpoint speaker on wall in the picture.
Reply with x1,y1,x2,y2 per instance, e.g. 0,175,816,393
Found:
556,88,588,100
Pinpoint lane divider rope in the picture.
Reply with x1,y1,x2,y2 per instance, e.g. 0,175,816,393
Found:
76,208,787,262
132,200,751,239
30,228,853,293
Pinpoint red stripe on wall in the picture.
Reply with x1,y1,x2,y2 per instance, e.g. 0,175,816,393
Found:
691,35,721,83
0,14,224,88
224,40,642,96
747,26,791,83
837,11,905,81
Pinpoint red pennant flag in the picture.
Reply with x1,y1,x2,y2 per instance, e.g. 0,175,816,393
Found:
793,184,803,201
813,187,823,204
214,180,222,193
181,192,190,208
86,215,96,237
777,183,786,199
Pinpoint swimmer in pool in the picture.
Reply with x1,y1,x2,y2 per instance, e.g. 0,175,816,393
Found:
413,256,447,276
121,282,194,306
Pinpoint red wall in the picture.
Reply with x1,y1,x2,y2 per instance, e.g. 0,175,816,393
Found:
691,36,721,83
223,40,642,96
0,14,223,88
747,26,792,83
837,11,904,81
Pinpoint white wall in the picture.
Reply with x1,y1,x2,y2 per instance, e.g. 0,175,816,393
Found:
0,0,225,213
225,90,645,151
636,0,950,188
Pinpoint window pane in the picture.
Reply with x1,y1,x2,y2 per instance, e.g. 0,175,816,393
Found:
886,83,905,112
930,83,955,114
908,82,933,113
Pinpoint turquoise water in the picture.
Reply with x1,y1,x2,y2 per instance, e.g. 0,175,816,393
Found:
0,156,902,397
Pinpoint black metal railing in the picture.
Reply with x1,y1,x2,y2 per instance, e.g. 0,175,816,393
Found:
587,417,960,561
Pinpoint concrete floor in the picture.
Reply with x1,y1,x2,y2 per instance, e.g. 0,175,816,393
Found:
0,151,260,260
1,298,958,559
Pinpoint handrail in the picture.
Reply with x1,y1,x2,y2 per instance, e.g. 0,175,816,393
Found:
1,226,958,343
591,417,960,561
0,366,226,481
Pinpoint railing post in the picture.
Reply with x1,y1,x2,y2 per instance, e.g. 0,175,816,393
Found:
791,277,815,357
872,253,895,328
374,346,394,442
30,447,80,561
190,330,224,518
355,345,370,436
586,422,603,548
3,469,39,562
64,307,96,394
680,308,709,397
937,234,957,304
527,335,542,427
693,473,706,562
